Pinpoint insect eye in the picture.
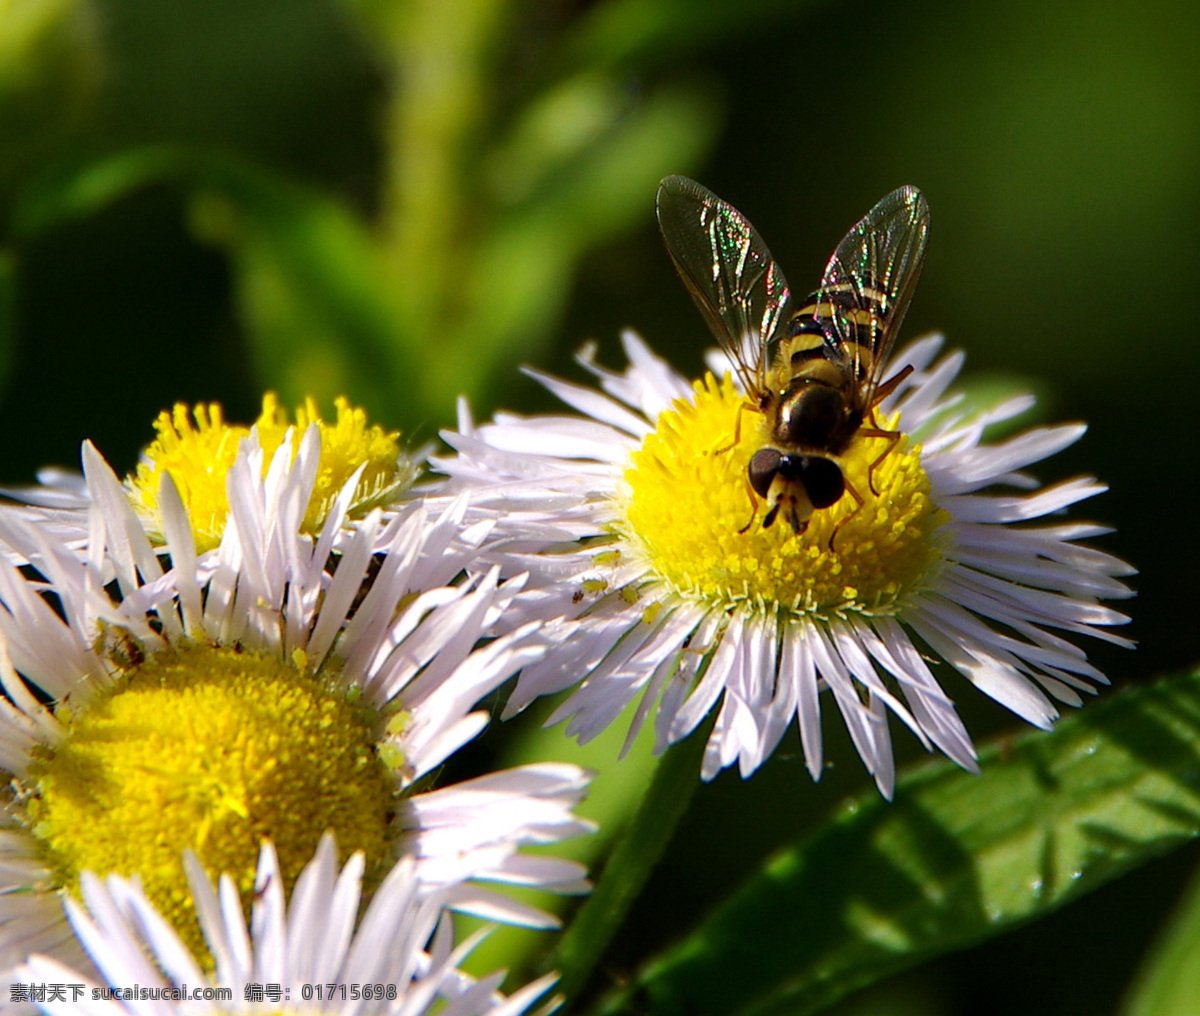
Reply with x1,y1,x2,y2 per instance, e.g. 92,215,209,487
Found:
748,448,783,499
799,457,845,509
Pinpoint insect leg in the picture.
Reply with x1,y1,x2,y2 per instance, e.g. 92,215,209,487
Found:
870,363,914,406
713,399,759,456
737,475,760,534
853,364,914,494
828,479,864,553
857,425,904,496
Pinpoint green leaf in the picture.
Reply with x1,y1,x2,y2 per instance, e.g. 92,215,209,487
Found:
13,148,427,428
434,79,719,405
1121,855,1200,1016
589,671,1200,1016
184,174,416,426
11,147,191,236
561,0,830,71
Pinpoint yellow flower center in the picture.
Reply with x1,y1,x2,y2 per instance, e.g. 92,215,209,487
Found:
617,375,948,618
24,645,394,956
126,393,419,552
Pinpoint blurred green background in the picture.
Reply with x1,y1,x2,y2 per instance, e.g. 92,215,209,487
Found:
2,0,1198,1013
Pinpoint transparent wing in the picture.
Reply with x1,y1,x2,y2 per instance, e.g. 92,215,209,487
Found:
656,175,790,397
815,185,930,408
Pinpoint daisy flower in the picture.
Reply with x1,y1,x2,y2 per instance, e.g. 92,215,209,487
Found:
0,425,592,972
9,835,557,1015
0,393,422,559
433,330,1134,798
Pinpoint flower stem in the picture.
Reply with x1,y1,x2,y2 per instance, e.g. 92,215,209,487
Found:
550,718,711,1002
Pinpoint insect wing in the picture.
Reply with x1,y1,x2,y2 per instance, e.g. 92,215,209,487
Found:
815,185,930,405
656,175,790,396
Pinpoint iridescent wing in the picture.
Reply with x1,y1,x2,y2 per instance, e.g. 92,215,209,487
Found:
813,185,930,409
656,175,791,397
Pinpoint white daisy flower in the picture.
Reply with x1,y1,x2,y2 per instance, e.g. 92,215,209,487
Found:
0,426,592,972
0,394,423,562
433,330,1134,798
9,835,557,1015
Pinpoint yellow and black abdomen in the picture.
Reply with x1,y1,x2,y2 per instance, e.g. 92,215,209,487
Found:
783,283,892,386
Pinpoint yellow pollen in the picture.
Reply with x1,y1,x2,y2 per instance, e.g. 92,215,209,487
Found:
617,374,948,618
126,393,420,552
24,644,394,958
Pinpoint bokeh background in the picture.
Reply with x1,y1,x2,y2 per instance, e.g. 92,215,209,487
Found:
2,0,1198,1013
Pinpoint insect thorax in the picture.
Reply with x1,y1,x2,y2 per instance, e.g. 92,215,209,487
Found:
766,338,859,453
773,381,852,452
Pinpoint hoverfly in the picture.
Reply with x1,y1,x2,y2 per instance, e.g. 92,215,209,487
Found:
655,176,930,541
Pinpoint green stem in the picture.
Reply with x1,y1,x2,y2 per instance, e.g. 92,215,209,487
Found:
375,0,510,342
550,719,711,1002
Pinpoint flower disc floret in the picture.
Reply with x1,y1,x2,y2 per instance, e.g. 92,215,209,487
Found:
126,392,417,551
25,644,393,955
620,374,948,618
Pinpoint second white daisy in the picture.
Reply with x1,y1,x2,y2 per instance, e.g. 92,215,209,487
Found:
0,425,591,972
435,331,1134,798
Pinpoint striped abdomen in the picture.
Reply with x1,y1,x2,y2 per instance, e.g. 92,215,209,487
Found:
779,281,892,387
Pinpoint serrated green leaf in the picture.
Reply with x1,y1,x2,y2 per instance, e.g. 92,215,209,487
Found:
590,671,1200,1016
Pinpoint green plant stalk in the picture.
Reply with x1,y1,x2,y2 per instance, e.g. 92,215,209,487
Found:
550,714,712,1002
453,700,662,983
377,0,511,353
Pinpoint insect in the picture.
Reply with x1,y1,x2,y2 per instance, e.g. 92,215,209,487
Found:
655,176,930,541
